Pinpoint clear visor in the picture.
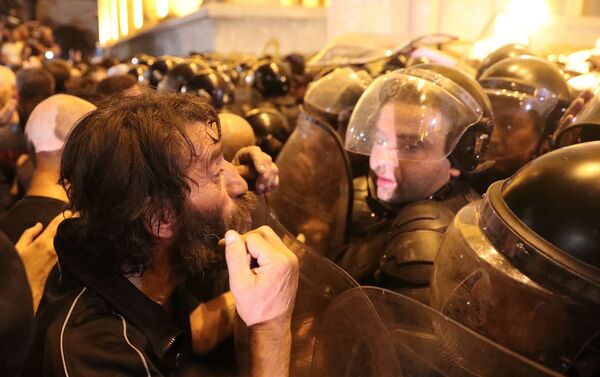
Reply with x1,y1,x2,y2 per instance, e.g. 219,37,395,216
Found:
431,200,600,372
555,90,600,148
482,82,559,163
345,68,482,162
304,67,372,116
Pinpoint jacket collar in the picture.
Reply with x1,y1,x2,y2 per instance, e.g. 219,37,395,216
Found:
54,219,186,360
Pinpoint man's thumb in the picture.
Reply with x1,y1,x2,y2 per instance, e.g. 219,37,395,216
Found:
224,230,252,281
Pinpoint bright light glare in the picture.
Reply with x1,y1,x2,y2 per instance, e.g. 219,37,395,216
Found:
171,0,203,17
156,0,169,19
470,0,551,61
119,0,128,36
133,0,144,30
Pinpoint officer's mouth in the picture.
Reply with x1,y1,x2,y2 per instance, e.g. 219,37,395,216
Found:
376,176,396,188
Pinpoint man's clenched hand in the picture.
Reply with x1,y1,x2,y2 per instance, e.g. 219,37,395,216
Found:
224,226,298,327
232,146,279,195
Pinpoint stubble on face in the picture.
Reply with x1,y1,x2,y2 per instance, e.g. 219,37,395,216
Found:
173,191,258,275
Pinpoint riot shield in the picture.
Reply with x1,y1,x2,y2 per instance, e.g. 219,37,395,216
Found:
311,286,562,377
307,33,406,68
267,109,353,260
236,202,359,376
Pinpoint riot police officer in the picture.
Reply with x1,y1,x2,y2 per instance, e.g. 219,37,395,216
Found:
473,55,572,192
336,68,490,304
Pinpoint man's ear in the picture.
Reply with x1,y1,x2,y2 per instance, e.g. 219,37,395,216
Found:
145,206,177,239
450,167,461,178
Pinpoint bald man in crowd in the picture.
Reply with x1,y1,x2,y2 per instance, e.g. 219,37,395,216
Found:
0,94,95,243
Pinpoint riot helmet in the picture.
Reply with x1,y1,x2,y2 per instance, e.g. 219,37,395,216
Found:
148,56,180,88
476,43,533,79
249,60,292,98
156,61,202,93
414,63,494,173
345,68,482,204
431,142,600,374
304,67,372,131
554,89,600,148
477,56,569,182
181,69,235,110
244,107,291,159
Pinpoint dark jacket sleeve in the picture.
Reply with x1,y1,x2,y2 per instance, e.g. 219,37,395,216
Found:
0,232,34,376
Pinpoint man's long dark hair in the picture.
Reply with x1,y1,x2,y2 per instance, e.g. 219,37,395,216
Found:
60,91,220,275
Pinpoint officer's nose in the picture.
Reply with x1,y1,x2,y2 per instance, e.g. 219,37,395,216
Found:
370,147,398,175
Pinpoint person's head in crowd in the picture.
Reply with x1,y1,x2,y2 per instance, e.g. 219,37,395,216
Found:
42,59,70,93
99,56,120,70
218,112,256,161
16,68,55,128
25,94,95,199
0,65,18,126
96,74,141,99
0,64,16,103
60,92,256,275
52,25,95,62
66,64,108,103
0,41,22,69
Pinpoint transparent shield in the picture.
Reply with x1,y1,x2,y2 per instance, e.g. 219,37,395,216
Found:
307,33,408,68
236,201,359,377
345,69,482,161
431,201,600,373
311,286,561,377
268,110,352,259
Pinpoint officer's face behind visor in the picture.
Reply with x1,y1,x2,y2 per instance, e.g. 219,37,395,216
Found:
345,69,483,204
370,102,453,204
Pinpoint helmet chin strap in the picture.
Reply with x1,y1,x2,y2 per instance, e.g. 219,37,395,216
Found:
365,173,397,219
364,171,458,216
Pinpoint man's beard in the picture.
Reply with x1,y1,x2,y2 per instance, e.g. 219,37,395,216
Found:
173,192,257,275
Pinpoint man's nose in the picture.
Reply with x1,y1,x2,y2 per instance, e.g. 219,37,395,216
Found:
223,161,248,198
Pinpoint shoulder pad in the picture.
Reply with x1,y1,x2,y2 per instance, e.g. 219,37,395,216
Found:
389,200,455,234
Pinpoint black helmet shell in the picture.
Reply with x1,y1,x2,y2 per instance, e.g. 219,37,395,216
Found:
251,60,292,98
502,141,600,269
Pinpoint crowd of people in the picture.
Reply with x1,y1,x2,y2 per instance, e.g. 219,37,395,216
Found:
1,6,599,377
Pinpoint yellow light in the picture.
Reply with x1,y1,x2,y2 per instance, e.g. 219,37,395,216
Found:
170,0,203,17
110,0,120,40
302,0,320,7
156,0,169,19
98,0,109,44
280,0,297,5
119,0,129,37
133,0,144,30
